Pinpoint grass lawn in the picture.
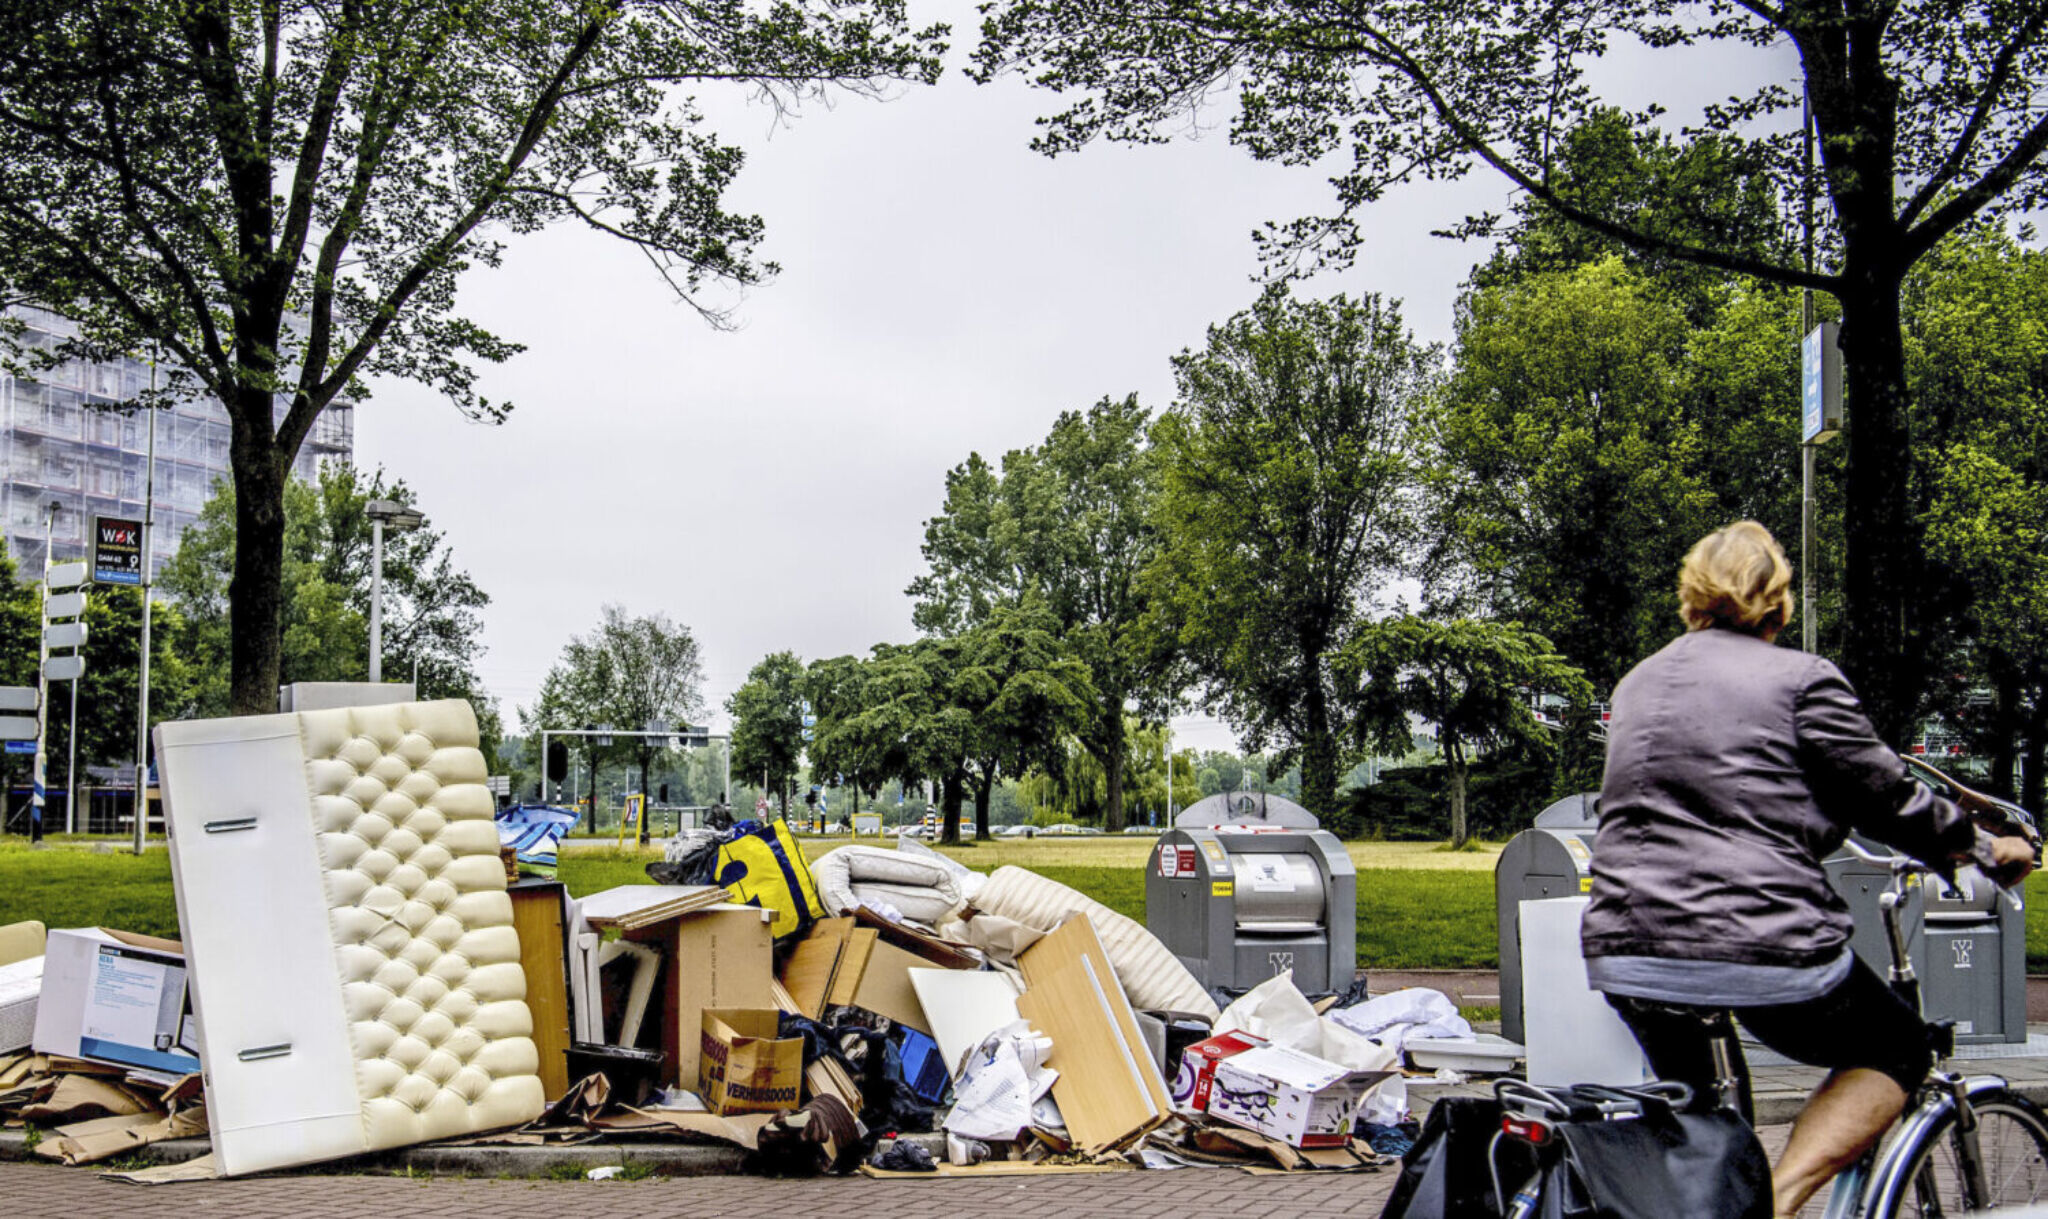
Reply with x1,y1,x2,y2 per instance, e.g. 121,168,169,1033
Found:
5,836,2044,976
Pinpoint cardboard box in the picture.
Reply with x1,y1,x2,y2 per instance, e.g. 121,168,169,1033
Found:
32,928,200,1076
646,905,775,1089
1206,1043,1387,1149
0,954,42,1052
698,1008,802,1115
1170,1030,1266,1114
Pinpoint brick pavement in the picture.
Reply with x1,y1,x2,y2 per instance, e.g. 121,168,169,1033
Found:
0,1128,1820,1219
0,1158,1408,1219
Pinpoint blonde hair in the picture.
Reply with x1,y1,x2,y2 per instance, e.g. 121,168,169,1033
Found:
1677,521,1795,636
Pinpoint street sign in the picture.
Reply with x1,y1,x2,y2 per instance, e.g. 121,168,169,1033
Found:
3,739,34,755
44,655,84,681
46,561,88,590
44,622,87,649
44,591,86,619
0,687,34,712
91,516,144,585
1802,322,1843,443
801,728,814,741
0,716,37,740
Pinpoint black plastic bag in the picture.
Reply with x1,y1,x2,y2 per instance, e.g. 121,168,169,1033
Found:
1379,1096,1532,1219
1379,1088,1771,1219
644,827,726,886
1538,1099,1771,1218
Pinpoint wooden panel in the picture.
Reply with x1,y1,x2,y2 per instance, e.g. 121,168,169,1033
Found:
508,883,572,1101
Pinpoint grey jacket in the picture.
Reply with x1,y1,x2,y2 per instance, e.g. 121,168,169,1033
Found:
1581,628,1991,969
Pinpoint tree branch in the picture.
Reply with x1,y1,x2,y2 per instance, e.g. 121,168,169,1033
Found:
1897,0,2048,228
293,11,615,453
1312,13,1835,292
276,0,363,298
1903,107,2048,263
0,200,216,394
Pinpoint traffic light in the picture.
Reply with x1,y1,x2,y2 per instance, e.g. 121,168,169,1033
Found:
546,740,568,783
804,787,819,809
659,783,670,804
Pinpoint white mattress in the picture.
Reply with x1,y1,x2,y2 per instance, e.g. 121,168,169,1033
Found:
156,700,544,1175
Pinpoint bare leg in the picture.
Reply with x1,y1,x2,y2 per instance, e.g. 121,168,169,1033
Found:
1773,1067,1909,1216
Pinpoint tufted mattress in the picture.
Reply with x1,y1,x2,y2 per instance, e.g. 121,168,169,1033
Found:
155,700,545,1176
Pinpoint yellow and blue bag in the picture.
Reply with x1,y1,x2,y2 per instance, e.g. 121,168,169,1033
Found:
715,818,823,939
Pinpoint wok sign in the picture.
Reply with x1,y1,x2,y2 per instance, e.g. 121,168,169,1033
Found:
92,516,144,585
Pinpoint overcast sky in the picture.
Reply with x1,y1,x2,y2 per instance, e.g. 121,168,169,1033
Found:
354,3,1798,751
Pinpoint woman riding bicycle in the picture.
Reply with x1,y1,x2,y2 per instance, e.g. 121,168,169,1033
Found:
1580,520,2037,1218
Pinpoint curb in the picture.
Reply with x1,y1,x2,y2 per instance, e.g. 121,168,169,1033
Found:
0,1127,949,1179
12,1080,2048,1177
1752,1076,2048,1126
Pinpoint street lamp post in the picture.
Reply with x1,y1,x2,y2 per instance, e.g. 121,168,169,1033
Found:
364,499,424,683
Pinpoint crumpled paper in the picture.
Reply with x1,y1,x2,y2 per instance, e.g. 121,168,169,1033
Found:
943,1020,1059,1142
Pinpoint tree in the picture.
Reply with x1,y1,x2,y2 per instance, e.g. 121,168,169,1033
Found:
1340,616,1593,847
159,462,493,719
525,604,703,839
0,0,945,714
812,641,972,841
949,603,1097,840
973,0,2048,742
54,585,197,780
909,396,1176,830
1424,258,1719,691
1908,228,2048,807
728,651,807,818
1150,286,1429,816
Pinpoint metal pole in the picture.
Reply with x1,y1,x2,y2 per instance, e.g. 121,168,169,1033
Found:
1800,87,1819,655
31,501,54,843
65,675,76,833
540,729,548,803
134,362,156,854
369,518,384,683
1165,728,1174,821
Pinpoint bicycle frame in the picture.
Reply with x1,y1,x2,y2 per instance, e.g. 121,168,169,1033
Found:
1816,817,2027,1216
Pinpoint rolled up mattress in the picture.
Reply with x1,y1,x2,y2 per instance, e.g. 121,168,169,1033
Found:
974,865,1218,1020
811,844,965,926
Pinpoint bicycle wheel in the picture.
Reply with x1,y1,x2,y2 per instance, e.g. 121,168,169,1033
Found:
1885,1092,2048,1215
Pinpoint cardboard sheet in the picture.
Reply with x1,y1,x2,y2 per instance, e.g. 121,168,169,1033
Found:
850,941,936,1034
909,968,1022,1077
1016,917,1170,1153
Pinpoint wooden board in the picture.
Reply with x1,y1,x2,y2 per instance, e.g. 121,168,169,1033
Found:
507,883,572,1101
1016,916,1168,1153
578,884,728,932
781,918,855,1019
827,929,879,1008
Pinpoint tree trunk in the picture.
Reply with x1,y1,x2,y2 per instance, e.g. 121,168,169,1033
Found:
973,767,993,842
228,421,288,715
1300,673,1338,819
2023,706,2046,818
940,770,965,845
1987,673,2022,801
1447,738,1470,848
1102,713,1127,832
1834,263,1921,746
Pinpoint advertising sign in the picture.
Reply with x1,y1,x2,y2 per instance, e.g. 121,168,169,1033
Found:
92,516,145,585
